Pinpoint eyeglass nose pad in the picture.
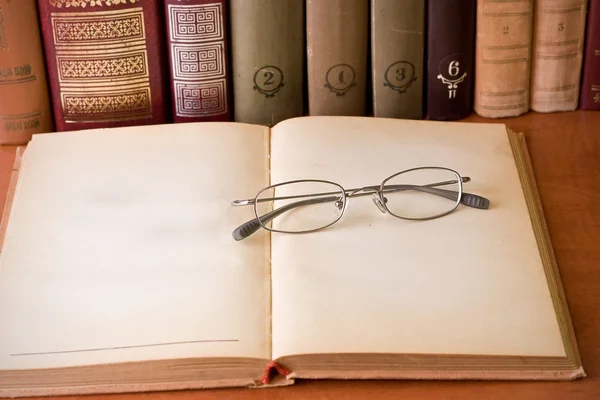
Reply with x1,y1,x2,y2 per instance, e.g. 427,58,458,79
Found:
334,198,344,210
371,193,387,214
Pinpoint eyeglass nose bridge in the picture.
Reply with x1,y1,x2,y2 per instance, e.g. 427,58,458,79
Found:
371,193,387,214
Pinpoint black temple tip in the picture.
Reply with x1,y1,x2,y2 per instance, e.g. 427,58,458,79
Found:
232,218,263,241
461,193,491,209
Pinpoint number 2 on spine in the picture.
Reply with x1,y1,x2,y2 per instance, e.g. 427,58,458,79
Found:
264,71,274,86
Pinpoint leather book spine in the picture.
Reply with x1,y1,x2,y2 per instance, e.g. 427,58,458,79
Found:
230,0,304,126
426,0,476,121
530,0,587,112
165,0,231,122
474,0,534,118
306,0,368,116
0,0,53,144
371,0,424,119
579,0,600,110
37,0,169,132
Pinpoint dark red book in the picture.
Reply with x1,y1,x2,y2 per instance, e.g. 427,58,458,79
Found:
426,0,476,120
37,0,169,132
580,0,600,110
164,0,231,122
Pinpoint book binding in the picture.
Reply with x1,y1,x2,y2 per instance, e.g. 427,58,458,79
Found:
579,0,600,110
0,0,53,144
164,0,231,122
426,0,476,120
37,0,170,131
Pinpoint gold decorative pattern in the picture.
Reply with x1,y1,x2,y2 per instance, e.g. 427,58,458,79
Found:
51,8,152,123
49,0,140,8
58,53,147,80
62,89,151,118
53,14,143,43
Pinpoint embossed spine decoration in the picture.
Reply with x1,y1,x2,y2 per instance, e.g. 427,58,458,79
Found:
306,0,368,116
230,0,304,126
530,0,588,112
371,0,424,119
37,0,169,131
0,0,53,144
164,0,230,122
474,0,534,118
426,0,476,121
579,0,600,110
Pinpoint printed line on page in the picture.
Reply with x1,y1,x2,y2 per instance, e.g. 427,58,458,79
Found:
10,339,239,356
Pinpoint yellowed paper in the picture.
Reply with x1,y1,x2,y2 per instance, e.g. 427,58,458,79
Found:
269,116,565,359
0,122,271,370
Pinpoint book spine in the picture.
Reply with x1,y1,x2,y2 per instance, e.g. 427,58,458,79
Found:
579,0,600,110
426,0,476,121
529,0,587,112
306,0,368,116
230,0,304,126
474,0,534,118
37,0,169,132
165,0,231,122
371,0,425,119
0,0,53,144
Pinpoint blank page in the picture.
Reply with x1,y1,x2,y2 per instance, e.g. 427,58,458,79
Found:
0,122,271,370
270,116,565,360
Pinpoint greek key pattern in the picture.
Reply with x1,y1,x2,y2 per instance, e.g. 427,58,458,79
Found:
173,43,225,79
51,8,152,123
175,80,226,117
168,3,223,42
168,3,227,117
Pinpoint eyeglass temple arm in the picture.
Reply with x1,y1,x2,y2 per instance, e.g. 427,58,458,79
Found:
406,186,491,209
232,196,337,241
232,185,490,241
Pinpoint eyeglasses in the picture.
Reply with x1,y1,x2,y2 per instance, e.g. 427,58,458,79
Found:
231,166,490,241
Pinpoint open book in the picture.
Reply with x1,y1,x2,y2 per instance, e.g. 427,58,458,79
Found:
0,117,584,397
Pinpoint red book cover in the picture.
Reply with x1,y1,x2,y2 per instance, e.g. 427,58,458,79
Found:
164,0,231,122
37,0,170,132
580,0,600,110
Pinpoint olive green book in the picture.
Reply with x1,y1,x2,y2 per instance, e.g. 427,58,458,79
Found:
306,0,368,116
230,0,304,126
371,0,425,119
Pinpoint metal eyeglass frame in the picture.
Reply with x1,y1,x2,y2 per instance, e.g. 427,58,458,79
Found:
230,166,490,241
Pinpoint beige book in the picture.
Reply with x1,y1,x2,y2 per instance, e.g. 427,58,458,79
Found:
306,0,368,115
371,0,424,119
0,117,584,397
230,0,304,126
474,0,534,118
0,0,53,144
530,0,588,112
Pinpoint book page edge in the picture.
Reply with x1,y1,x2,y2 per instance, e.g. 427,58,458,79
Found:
286,366,585,381
506,129,584,373
0,146,24,255
0,376,294,399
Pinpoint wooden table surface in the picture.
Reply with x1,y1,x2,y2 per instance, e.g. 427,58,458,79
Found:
0,110,598,400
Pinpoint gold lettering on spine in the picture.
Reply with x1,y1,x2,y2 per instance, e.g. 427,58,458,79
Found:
49,0,140,8
0,4,7,51
51,7,153,123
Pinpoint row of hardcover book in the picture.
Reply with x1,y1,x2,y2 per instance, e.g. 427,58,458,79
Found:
0,0,598,145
